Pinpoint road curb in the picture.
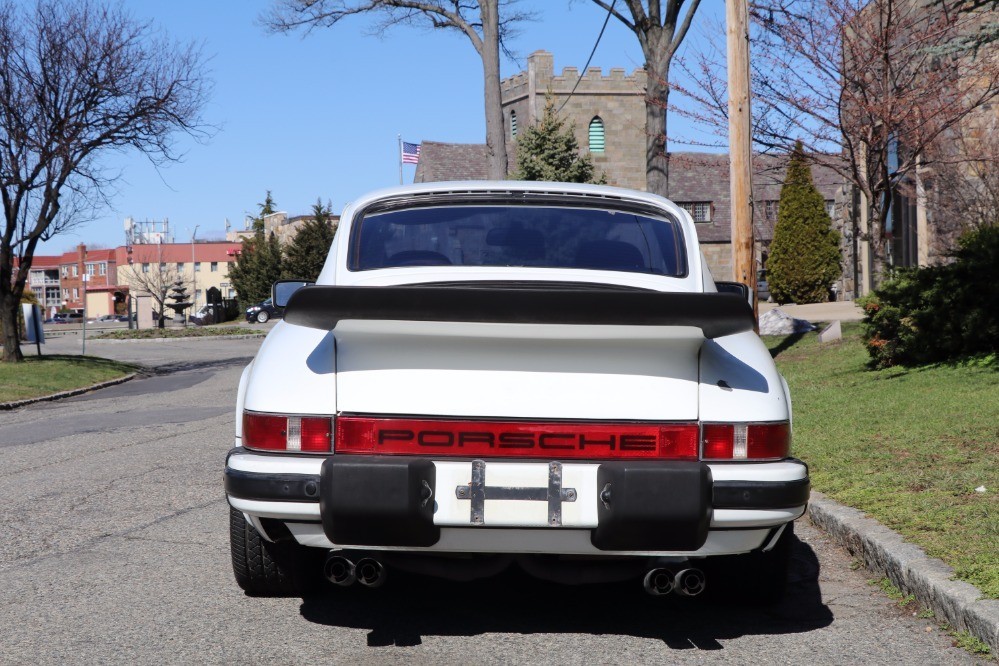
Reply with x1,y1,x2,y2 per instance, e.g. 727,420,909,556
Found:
0,372,140,411
808,491,999,654
89,333,265,344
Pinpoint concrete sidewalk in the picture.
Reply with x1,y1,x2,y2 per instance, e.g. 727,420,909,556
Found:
760,300,864,323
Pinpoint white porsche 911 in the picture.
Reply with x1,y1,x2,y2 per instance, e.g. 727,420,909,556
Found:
225,181,808,601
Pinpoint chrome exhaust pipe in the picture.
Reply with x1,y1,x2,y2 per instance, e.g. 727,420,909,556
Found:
642,568,675,596
323,555,356,586
355,558,386,588
674,568,706,597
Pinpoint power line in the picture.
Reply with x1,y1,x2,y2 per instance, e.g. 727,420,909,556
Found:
557,0,618,114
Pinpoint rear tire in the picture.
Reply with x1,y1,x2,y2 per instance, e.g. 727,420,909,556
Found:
741,522,793,604
256,310,270,323
707,522,794,605
229,507,319,596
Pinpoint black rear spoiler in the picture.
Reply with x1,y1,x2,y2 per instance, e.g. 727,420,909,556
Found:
283,286,755,339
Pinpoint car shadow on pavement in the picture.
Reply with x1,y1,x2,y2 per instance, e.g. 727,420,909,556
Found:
298,534,832,649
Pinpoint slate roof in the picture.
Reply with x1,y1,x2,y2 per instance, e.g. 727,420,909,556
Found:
413,141,518,182
668,152,846,243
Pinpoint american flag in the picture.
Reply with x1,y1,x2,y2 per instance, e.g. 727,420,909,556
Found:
402,141,420,164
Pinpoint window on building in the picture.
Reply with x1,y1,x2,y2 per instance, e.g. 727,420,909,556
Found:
825,200,835,218
194,262,201,272
677,202,712,223
588,117,605,153
72,265,78,277
177,262,184,272
227,288,236,298
159,263,166,272
510,110,517,138
210,261,218,272
61,266,67,278
62,288,68,300
72,288,78,300
141,263,150,273
98,262,106,276
763,200,780,223
86,263,95,276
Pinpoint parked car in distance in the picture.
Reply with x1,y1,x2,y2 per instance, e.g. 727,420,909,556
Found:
51,312,84,324
245,298,283,324
115,313,135,323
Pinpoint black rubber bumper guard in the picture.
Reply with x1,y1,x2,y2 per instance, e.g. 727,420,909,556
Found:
224,452,810,551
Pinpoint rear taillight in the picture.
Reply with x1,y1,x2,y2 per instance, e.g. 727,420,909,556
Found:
334,416,700,460
242,411,332,453
701,422,790,460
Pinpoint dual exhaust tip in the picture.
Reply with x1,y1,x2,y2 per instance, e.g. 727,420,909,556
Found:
324,554,386,588
642,567,706,597
326,555,704,597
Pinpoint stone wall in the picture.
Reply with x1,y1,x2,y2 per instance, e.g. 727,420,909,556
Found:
501,51,647,189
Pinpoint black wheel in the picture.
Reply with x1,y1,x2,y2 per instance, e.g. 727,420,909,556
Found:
741,521,793,604
256,310,270,324
229,507,320,596
706,522,794,605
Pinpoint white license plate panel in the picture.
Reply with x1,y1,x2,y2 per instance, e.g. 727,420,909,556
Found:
433,461,599,528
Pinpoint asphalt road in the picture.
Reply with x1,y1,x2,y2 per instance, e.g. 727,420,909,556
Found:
0,334,980,664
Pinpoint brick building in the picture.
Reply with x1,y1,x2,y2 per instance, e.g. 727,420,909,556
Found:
116,241,243,313
24,255,62,312
19,240,244,319
58,245,120,315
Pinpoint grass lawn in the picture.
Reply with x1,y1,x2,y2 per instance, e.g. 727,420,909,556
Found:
767,323,998,598
97,326,263,340
0,355,138,403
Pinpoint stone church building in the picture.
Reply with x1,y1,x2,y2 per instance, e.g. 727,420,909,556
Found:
415,51,855,297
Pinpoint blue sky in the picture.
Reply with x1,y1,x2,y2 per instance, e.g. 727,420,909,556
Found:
42,1,725,253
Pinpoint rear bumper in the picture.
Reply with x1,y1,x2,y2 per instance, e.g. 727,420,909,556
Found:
225,448,808,556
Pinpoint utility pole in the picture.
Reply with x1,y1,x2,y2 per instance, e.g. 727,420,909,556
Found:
727,0,758,325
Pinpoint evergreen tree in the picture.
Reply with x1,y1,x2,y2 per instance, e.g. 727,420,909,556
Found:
258,191,277,217
513,95,603,184
284,198,338,281
229,193,285,307
767,142,841,304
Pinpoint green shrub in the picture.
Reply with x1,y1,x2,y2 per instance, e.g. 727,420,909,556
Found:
861,225,999,367
766,142,841,304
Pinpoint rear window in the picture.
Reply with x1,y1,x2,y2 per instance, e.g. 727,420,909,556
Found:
349,205,686,277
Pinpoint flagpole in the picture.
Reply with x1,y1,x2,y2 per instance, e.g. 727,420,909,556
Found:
398,134,403,185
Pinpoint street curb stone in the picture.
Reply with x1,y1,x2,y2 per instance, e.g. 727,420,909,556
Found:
90,333,265,344
0,372,139,410
808,491,999,654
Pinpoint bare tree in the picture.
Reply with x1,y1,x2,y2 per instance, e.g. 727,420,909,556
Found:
926,120,999,243
588,0,702,196
672,0,999,283
0,0,209,361
264,0,533,180
119,247,192,329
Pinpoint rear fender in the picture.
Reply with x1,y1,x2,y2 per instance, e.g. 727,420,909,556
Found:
698,331,790,423
243,322,338,416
